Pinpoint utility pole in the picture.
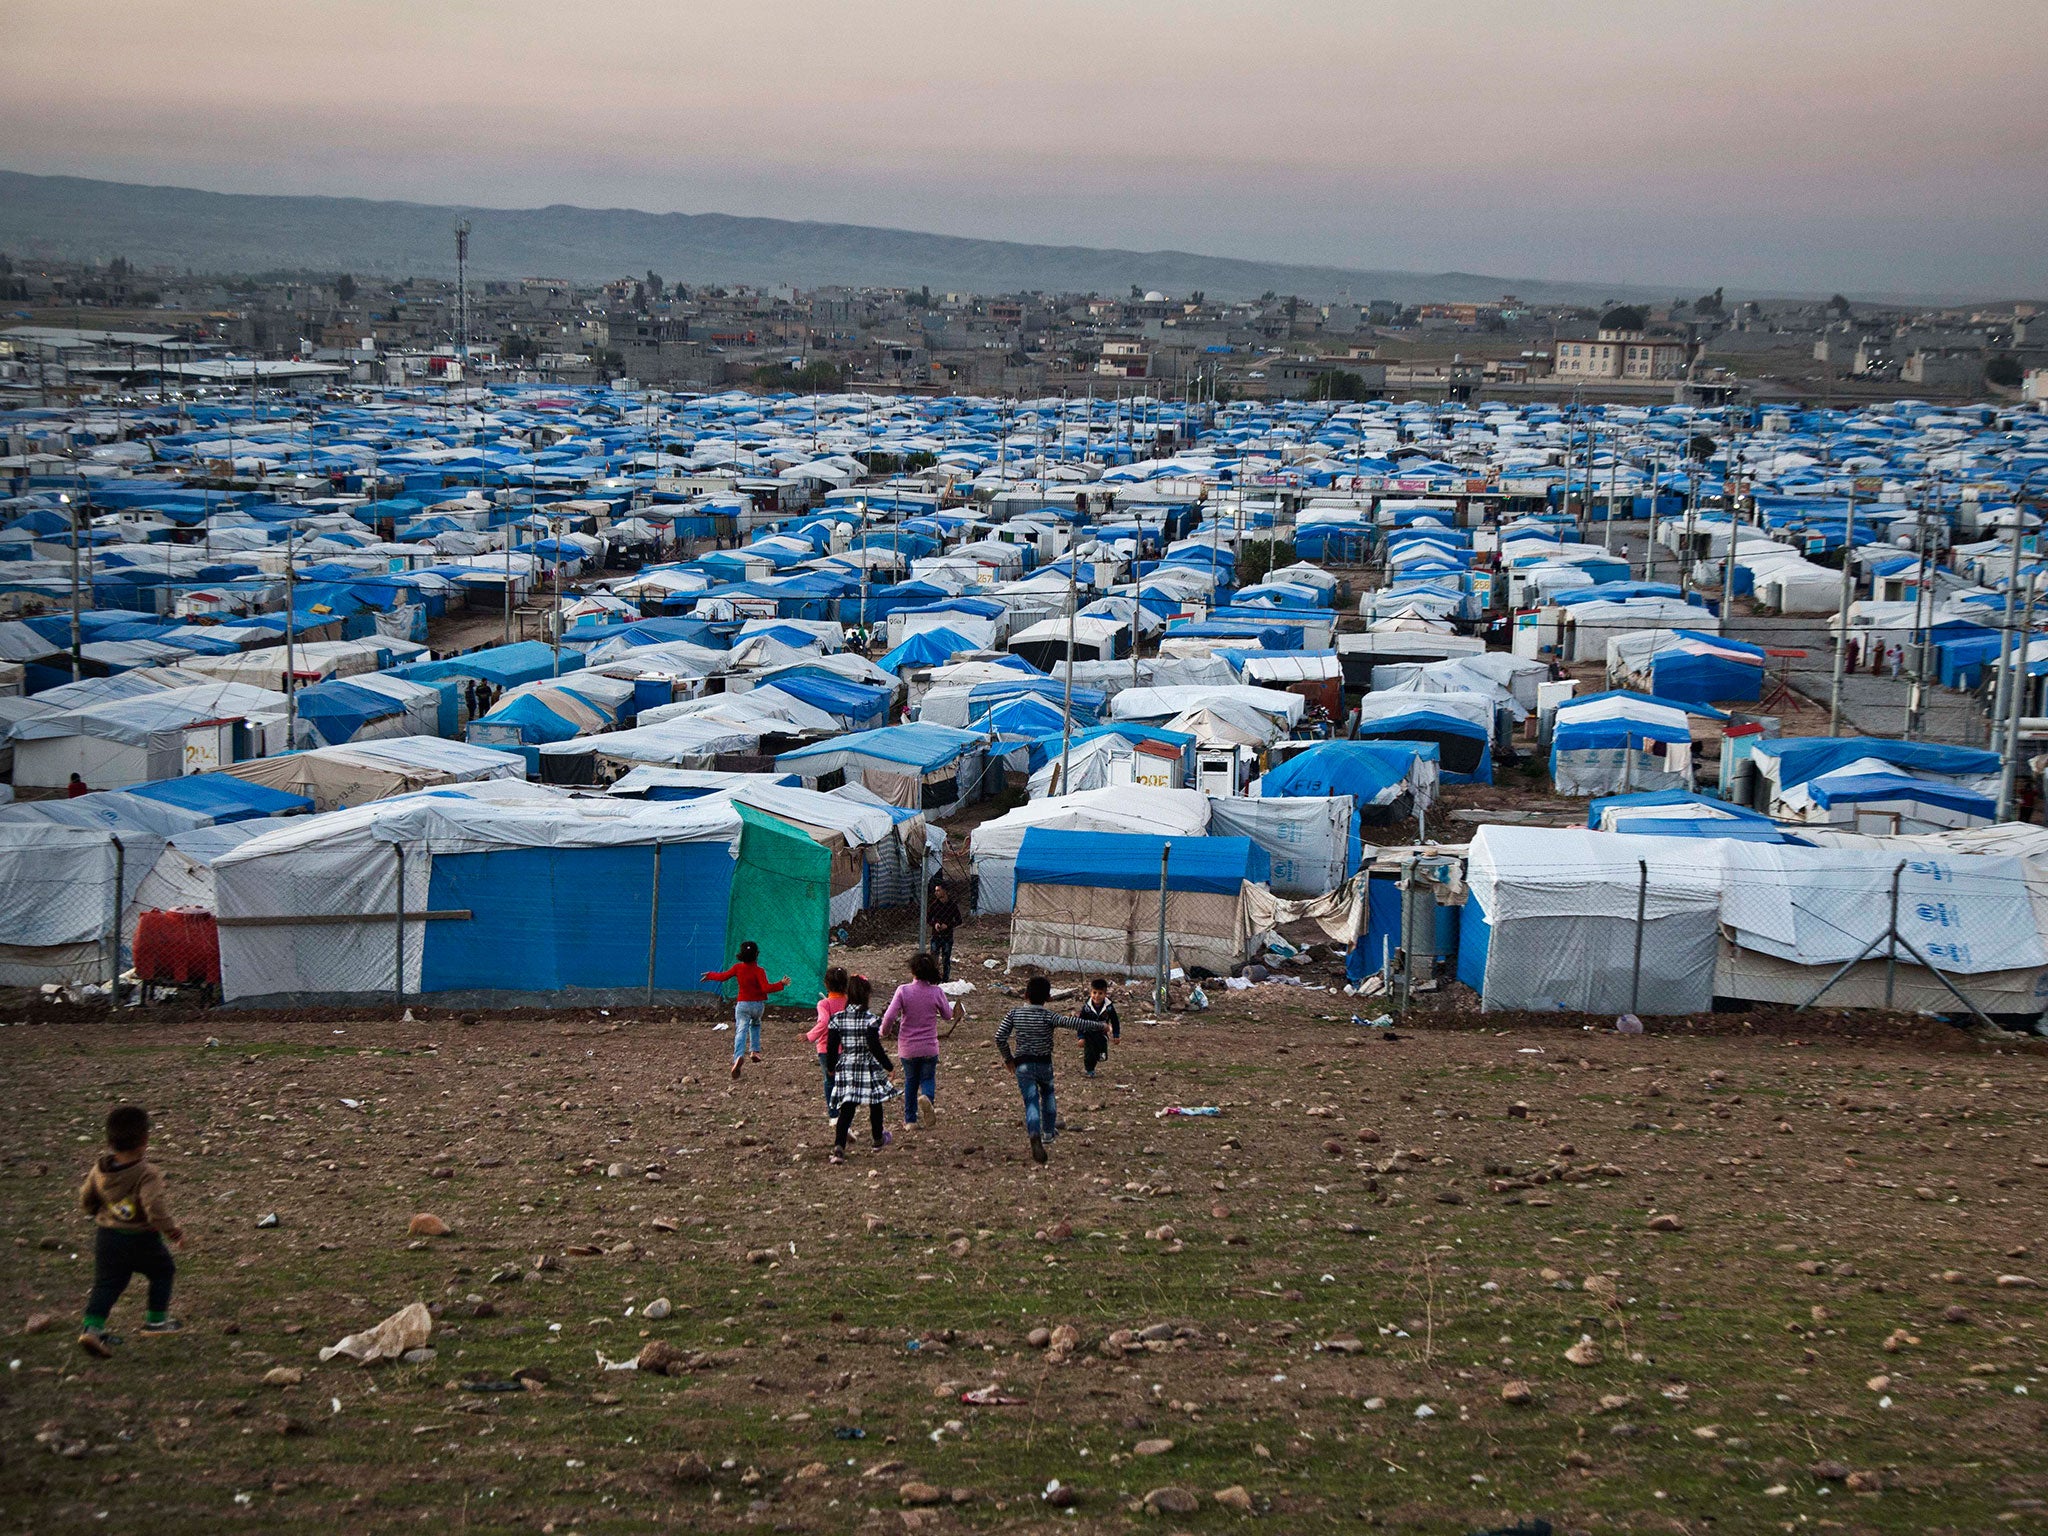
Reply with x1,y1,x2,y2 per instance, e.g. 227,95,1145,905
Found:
1058,494,1081,794
284,527,300,739
1827,478,1859,736
454,220,471,375
63,491,82,681
1718,417,1742,636
1999,571,2038,821
1905,501,1933,740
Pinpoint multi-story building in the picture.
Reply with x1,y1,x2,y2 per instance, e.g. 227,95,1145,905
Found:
1553,329,1691,380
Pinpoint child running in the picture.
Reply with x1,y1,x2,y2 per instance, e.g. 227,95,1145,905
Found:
825,976,897,1162
995,976,1094,1164
702,940,789,1080
807,966,850,1121
1077,976,1120,1077
881,952,957,1128
77,1105,184,1357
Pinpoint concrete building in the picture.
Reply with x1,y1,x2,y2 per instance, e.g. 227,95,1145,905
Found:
1554,329,1691,381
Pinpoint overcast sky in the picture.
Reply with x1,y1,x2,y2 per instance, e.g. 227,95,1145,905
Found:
3,0,2043,296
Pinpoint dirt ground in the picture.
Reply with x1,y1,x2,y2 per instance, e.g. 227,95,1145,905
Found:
4,907,2046,1536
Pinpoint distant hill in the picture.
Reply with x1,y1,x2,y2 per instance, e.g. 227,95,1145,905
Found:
0,168,1667,305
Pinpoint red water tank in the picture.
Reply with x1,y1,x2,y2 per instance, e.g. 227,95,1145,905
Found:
132,909,221,988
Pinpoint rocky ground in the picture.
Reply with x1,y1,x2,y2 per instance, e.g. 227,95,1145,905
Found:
3,913,2046,1534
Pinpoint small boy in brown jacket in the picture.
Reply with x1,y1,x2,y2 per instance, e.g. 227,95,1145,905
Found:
77,1105,183,1356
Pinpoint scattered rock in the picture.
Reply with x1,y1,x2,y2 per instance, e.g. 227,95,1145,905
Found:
637,1341,690,1375
795,1461,830,1480
1145,1487,1200,1516
1995,1274,2038,1289
1214,1485,1254,1512
1865,1374,1890,1392
1942,1305,1973,1325
746,1248,776,1265
1355,1128,1380,1143
899,1482,944,1507
1595,1394,1634,1413
1027,1327,1052,1349
1845,1470,1885,1493
271,1414,309,1437
643,1297,673,1321
22,1312,57,1336
1810,1460,1851,1481
1508,1101,1529,1119
1500,1380,1533,1405
255,1213,280,1229
1646,1214,1683,1232
947,1237,971,1259
1564,1338,1603,1367
1565,1450,1594,1469
673,1452,713,1484
407,1214,451,1237
1321,1337,1365,1355
1047,1323,1082,1361
262,1367,303,1387
1043,1482,1079,1508
1134,1437,1175,1456
402,1348,437,1365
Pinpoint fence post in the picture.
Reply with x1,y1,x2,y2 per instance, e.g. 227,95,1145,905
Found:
1153,840,1172,1010
1629,858,1648,1015
393,843,406,1014
1883,859,1903,1009
916,837,929,953
646,841,663,1006
107,834,125,997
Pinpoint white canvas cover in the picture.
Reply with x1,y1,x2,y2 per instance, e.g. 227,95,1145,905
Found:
1464,826,1722,1014
1205,794,1350,896
0,823,120,985
1111,685,1305,727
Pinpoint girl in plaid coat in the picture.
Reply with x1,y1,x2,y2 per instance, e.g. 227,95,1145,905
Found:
826,975,898,1163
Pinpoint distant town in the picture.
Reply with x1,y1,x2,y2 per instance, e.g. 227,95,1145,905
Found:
3,252,2042,405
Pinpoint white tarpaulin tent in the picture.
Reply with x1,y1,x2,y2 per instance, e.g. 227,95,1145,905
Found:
1461,826,1723,1014
1205,794,1351,896
969,787,1210,914
12,681,291,790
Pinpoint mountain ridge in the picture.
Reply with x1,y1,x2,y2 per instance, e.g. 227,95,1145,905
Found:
0,168,1675,306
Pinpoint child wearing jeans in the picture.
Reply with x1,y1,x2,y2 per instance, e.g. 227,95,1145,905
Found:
808,967,850,1121
77,1105,184,1357
702,940,789,1080
995,976,1093,1165
881,951,957,1127
1077,976,1120,1077
825,976,897,1162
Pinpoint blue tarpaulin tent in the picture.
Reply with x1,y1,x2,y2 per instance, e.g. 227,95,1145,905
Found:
126,773,314,822
876,626,978,674
1014,829,1270,894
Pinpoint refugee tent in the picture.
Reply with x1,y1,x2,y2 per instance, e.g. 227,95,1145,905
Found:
968,786,1211,914
1008,613,1126,670
1008,828,1270,978
726,781,933,925
221,736,526,813
1587,788,1785,839
534,716,761,783
1550,691,1697,796
213,792,830,1007
1353,692,1494,783
1773,761,1996,833
1459,826,1722,1014
1206,794,1352,895
1257,739,1440,825
1712,830,2048,1014
1025,723,1195,797
775,722,989,814
1740,737,1999,817
876,626,978,675
290,673,444,748
11,681,291,790
0,824,121,986
1605,629,1765,705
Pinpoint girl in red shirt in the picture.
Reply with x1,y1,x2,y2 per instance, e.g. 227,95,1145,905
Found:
702,940,789,1080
